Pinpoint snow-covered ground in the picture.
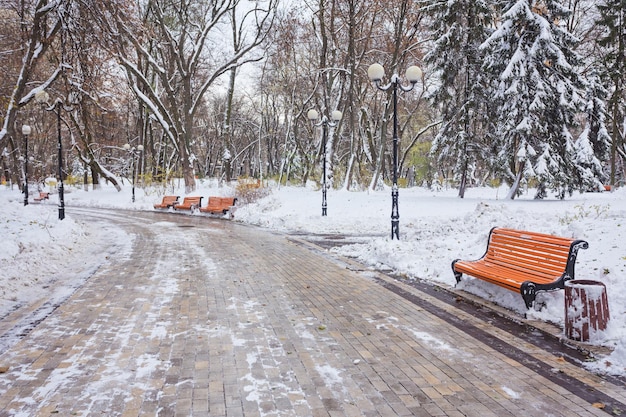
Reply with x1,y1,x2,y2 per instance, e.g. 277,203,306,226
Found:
1,179,625,376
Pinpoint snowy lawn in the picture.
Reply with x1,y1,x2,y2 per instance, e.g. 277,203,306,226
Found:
1,180,625,375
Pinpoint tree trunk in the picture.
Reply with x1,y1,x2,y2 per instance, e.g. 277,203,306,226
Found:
223,66,237,182
83,161,89,191
369,138,386,191
180,142,196,193
610,98,618,186
506,166,523,200
85,161,102,189
458,166,467,198
370,102,392,191
343,0,357,191
343,153,356,190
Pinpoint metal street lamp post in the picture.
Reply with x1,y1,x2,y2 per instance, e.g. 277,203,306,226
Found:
124,143,144,203
35,91,67,220
55,101,66,220
367,63,422,240
307,109,342,216
22,124,31,206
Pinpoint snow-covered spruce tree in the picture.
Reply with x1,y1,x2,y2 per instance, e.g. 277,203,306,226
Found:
424,0,495,198
595,0,626,187
480,0,585,199
574,71,611,191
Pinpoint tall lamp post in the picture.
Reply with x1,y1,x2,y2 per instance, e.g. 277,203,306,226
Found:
367,63,422,240
124,143,144,203
307,109,342,216
21,124,31,206
35,91,67,220
55,100,66,220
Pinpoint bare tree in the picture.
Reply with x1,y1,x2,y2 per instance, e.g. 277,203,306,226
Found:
256,0,432,190
0,0,63,188
101,0,276,193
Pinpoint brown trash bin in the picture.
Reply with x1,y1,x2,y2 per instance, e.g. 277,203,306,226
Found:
564,280,610,342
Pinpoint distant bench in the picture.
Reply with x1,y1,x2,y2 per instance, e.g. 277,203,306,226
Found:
173,196,203,213
199,197,237,218
33,192,50,202
452,227,589,309
154,195,179,209
152,195,237,218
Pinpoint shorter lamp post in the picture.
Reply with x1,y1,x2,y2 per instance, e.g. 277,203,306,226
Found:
22,124,31,206
367,63,422,240
124,143,144,203
307,109,342,216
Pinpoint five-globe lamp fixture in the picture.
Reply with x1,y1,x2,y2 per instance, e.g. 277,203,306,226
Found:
367,63,422,240
124,143,144,203
307,109,342,216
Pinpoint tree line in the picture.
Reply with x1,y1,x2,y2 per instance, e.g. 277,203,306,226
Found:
0,0,624,199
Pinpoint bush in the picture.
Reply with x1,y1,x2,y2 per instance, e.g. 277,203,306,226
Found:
235,178,271,204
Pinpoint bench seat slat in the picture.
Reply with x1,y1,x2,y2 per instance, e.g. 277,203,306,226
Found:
485,249,567,275
455,258,559,280
452,266,524,292
455,260,560,286
452,227,588,309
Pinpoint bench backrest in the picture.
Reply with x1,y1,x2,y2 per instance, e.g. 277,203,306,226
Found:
183,197,202,206
207,197,236,208
485,228,579,277
178,196,202,207
162,195,179,204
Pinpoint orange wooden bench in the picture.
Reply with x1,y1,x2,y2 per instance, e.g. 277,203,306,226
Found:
452,227,589,309
199,197,237,218
153,195,180,209
33,192,50,202
173,196,203,213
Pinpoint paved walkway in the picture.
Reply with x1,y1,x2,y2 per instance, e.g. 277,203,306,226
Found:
0,208,624,416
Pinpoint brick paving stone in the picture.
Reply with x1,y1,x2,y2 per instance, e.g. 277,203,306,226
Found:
0,209,623,416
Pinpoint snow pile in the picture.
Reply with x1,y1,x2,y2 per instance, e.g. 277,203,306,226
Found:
0,188,131,324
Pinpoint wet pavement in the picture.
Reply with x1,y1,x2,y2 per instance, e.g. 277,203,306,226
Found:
0,208,624,416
